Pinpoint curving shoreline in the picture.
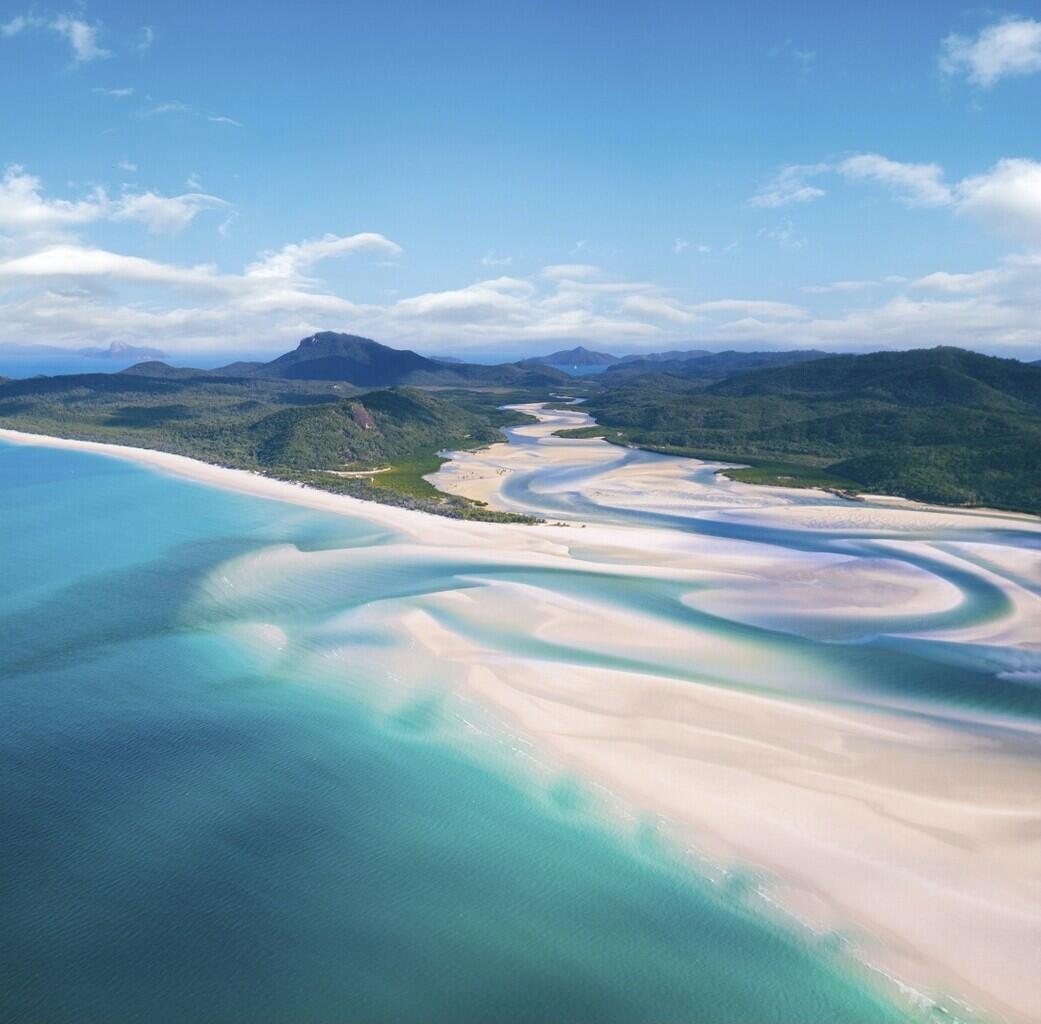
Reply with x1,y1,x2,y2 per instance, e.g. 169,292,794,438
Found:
3,415,1041,1023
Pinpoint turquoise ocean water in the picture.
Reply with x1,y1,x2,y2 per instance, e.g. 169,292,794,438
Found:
0,442,955,1023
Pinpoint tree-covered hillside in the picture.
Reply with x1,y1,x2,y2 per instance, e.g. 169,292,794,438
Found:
0,371,536,520
574,347,1041,514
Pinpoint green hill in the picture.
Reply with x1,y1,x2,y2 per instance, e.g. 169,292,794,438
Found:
577,347,1041,514
0,370,537,521
603,349,831,382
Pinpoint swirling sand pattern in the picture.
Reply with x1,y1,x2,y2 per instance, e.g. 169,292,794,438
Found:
2,411,1040,1022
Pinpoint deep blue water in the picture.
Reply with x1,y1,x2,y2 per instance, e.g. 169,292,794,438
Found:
0,443,922,1023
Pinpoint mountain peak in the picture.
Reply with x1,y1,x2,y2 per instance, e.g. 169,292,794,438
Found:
297,331,380,350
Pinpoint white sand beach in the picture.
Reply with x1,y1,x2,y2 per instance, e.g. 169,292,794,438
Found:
3,413,1040,1023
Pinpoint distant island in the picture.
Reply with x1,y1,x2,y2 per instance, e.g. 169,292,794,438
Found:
1,332,1039,517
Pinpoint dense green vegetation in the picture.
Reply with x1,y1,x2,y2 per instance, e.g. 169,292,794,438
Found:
601,349,831,382
577,347,1041,514
0,369,538,521
3,337,1038,520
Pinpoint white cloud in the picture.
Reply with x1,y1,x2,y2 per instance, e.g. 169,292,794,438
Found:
112,192,229,233
801,279,877,294
910,269,1005,293
673,238,711,256
2,169,1039,356
393,277,536,325
0,245,225,289
143,102,243,128
480,250,512,267
688,299,806,319
0,165,228,237
93,86,134,97
50,14,110,61
954,158,1041,242
748,163,828,208
757,219,806,250
621,294,702,323
118,161,137,173
2,11,109,61
758,153,1041,245
0,166,111,233
837,154,952,207
143,100,192,116
137,26,155,53
941,17,1041,87
540,263,600,280
1,15,37,36
246,233,402,280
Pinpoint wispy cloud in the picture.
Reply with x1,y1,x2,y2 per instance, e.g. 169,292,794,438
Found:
837,154,951,207
941,17,1041,87
51,13,109,61
93,86,134,97
770,37,816,71
801,279,876,294
2,11,110,62
748,164,828,208
142,101,244,128
757,218,806,250
480,250,512,267
0,164,227,236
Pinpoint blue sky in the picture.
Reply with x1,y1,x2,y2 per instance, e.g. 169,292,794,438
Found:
1,1,1040,360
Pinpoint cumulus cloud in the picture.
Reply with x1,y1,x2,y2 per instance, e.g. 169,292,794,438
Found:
941,17,1041,87
752,153,1041,246
0,166,108,232
954,158,1041,242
